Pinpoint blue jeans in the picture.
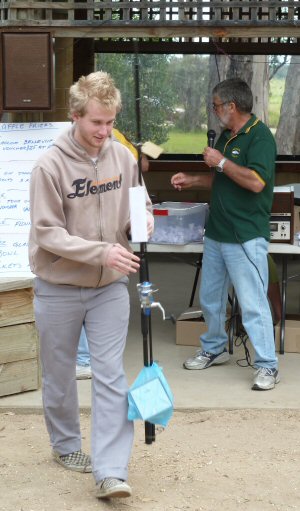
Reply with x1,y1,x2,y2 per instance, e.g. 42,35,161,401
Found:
77,326,90,366
200,236,278,369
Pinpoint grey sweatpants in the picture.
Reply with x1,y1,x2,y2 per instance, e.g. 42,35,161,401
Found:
33,276,134,483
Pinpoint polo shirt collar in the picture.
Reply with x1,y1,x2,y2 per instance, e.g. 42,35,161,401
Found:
224,114,259,140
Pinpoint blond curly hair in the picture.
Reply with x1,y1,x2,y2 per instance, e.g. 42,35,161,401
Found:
68,71,122,117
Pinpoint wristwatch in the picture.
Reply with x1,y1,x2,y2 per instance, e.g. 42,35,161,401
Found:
216,157,227,173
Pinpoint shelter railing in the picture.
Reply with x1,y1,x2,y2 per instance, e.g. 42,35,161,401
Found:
1,0,300,36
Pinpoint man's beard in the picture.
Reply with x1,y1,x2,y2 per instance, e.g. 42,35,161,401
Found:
218,112,230,129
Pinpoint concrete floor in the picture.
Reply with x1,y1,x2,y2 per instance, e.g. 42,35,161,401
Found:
1,253,300,412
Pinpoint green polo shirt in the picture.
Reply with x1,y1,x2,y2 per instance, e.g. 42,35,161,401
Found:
205,114,276,243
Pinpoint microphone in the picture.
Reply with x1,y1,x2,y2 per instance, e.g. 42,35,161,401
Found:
207,129,216,148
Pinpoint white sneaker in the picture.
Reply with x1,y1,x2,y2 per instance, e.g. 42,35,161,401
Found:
96,478,132,499
252,367,280,391
184,349,229,370
76,365,92,380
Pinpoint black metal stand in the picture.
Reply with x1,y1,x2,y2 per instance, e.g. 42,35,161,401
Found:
134,47,155,444
279,254,287,354
228,290,238,355
139,243,155,444
189,254,203,307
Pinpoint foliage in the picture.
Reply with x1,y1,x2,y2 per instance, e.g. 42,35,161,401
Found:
95,52,290,152
167,55,209,131
95,53,174,145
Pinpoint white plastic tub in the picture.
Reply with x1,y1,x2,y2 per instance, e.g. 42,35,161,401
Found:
149,202,209,244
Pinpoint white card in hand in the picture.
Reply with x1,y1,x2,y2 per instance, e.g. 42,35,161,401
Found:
129,186,148,242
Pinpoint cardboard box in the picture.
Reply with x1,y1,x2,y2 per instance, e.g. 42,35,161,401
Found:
176,307,207,346
275,319,300,353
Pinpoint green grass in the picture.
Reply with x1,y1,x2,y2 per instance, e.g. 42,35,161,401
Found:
162,130,207,154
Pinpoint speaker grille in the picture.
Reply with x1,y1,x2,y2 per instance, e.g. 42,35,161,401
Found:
1,32,53,111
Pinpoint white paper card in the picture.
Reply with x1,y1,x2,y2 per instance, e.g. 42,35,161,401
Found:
129,186,148,242
141,141,163,159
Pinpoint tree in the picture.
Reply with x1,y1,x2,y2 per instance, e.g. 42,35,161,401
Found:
275,55,300,154
168,55,209,131
269,55,289,80
95,53,174,144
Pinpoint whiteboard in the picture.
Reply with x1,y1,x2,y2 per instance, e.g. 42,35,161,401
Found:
0,122,70,277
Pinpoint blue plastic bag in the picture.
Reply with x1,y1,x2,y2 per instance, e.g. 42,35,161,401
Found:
128,362,174,427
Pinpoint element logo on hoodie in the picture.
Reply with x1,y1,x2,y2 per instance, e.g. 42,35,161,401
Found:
67,173,122,198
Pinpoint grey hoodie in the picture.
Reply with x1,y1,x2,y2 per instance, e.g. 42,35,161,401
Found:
29,125,153,288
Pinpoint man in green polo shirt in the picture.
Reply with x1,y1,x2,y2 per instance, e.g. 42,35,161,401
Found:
171,78,279,391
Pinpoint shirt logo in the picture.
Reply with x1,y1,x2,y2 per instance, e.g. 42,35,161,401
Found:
231,147,240,158
67,174,122,199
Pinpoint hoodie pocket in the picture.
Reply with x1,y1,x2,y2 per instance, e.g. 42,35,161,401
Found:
50,257,100,286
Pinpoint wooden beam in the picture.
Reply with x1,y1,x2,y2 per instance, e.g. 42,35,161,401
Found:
1,22,300,40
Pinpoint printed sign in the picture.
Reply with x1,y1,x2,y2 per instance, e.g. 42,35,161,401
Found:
0,122,70,276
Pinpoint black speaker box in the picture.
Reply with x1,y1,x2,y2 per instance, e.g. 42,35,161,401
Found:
0,32,53,111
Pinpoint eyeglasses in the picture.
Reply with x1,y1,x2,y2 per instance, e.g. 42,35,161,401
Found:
212,101,228,111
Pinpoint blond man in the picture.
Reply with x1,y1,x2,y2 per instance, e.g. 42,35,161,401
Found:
29,71,153,499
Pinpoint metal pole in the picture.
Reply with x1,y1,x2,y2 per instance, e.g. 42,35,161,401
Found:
133,47,155,444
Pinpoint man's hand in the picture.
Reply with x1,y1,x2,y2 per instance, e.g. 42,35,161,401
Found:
203,146,265,192
171,172,213,190
203,146,224,168
106,244,140,275
171,172,198,191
